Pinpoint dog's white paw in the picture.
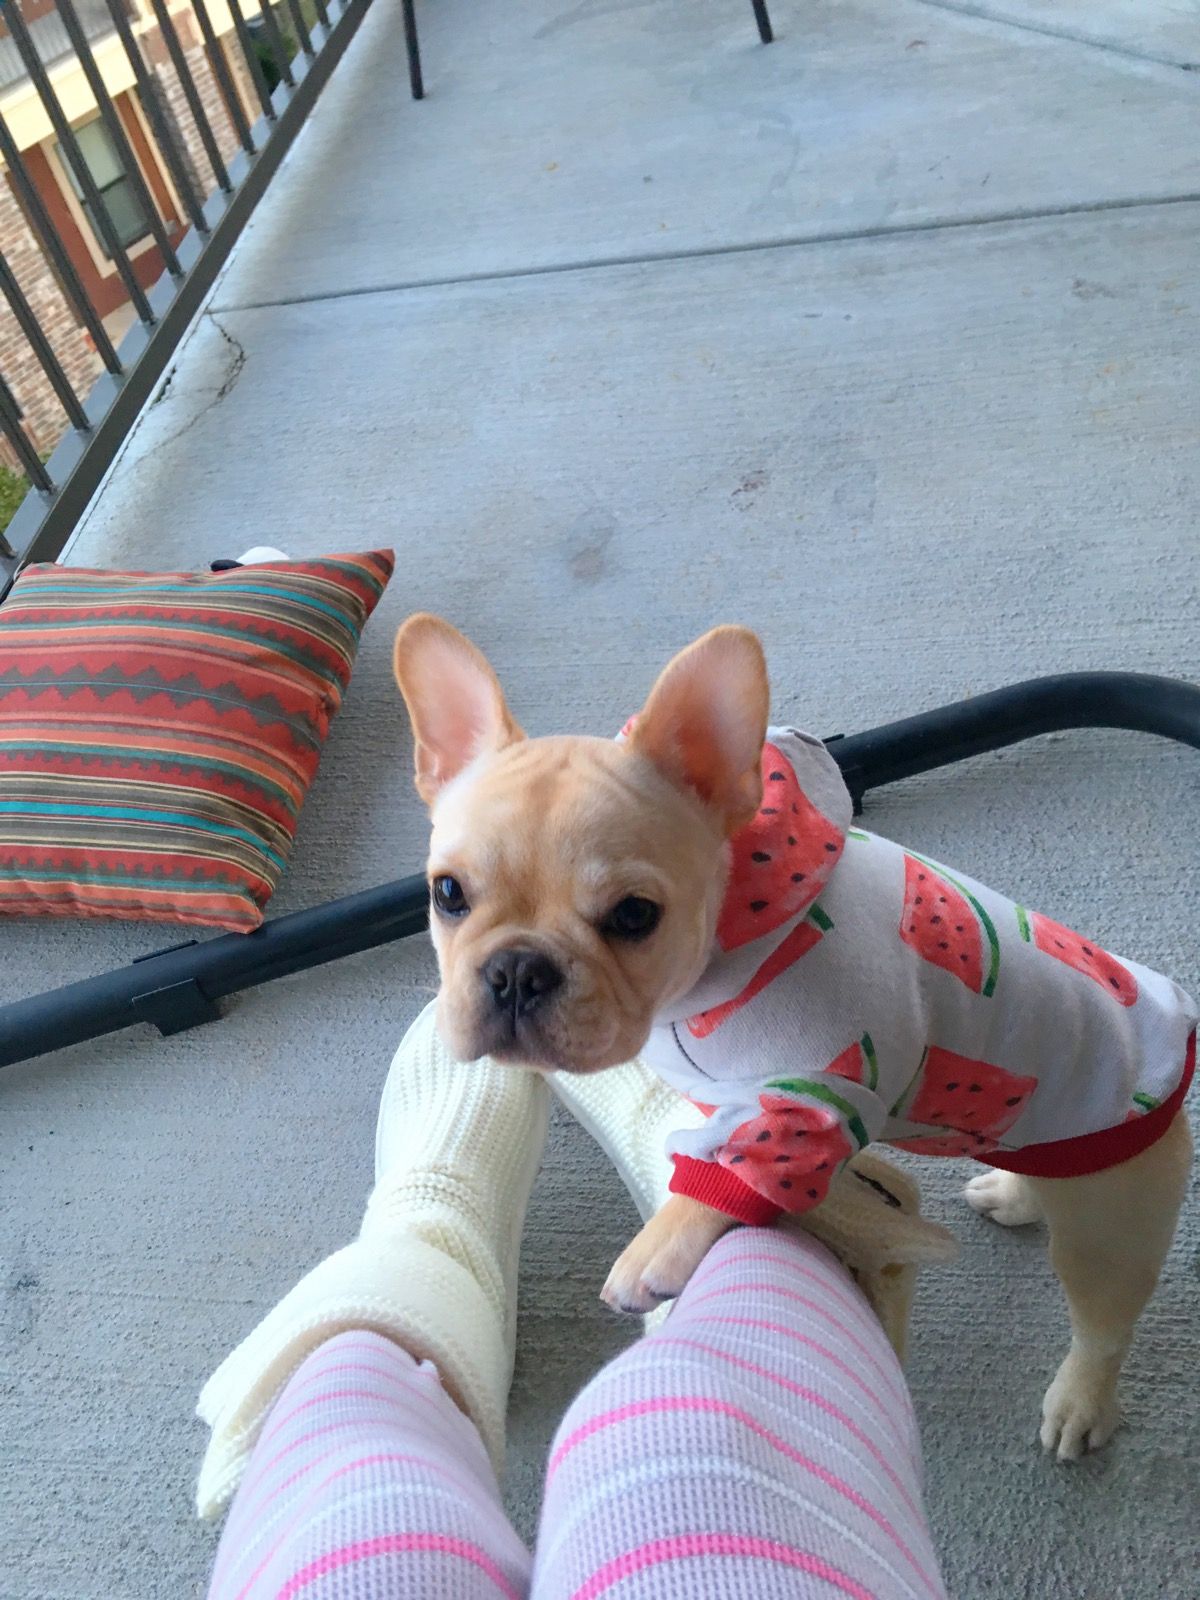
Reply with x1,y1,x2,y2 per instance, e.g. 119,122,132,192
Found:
964,1170,1042,1227
601,1200,732,1315
601,1228,705,1315
1040,1353,1121,1461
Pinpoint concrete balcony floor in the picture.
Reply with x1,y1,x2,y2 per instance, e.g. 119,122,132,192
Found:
2,0,1198,1593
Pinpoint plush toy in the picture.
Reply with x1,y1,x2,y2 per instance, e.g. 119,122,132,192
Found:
794,1149,959,1363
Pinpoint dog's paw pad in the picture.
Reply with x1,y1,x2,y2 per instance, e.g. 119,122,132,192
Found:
1040,1361,1120,1461
964,1170,1042,1227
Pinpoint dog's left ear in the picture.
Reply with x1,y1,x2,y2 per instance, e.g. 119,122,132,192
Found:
628,626,769,836
394,614,525,805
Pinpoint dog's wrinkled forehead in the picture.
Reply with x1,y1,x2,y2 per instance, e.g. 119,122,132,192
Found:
429,736,686,899
435,740,578,834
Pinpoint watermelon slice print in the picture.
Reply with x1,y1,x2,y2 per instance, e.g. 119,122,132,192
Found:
892,1045,1037,1139
1124,1091,1160,1124
764,1073,872,1151
687,905,832,1039
900,854,999,997
1132,1091,1159,1113
717,1093,855,1209
716,743,845,952
1016,907,1138,1007
825,1033,879,1092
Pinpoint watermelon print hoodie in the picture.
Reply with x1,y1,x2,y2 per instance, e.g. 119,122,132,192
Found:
640,727,1198,1226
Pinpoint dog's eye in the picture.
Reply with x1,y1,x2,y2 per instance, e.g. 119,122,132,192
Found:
432,875,469,918
601,896,662,941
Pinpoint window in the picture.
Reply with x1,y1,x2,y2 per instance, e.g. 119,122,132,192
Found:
56,118,151,257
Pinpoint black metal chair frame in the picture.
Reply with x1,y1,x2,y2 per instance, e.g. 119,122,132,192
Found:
2,671,1197,1070
399,0,775,100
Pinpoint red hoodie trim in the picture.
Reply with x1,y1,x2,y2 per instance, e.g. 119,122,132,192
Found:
979,1031,1194,1179
669,1155,784,1225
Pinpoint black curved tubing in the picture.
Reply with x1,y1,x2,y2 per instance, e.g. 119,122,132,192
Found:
2,671,1197,1070
829,671,1200,810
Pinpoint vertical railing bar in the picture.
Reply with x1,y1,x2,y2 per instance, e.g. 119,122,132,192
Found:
310,0,330,30
54,0,183,277
255,2,296,88
224,0,277,120
0,112,122,375
190,0,256,154
2,1,155,322
101,0,209,235
750,0,774,45
401,0,423,100
0,379,56,494
283,0,313,57
1,0,380,588
146,0,232,193
0,255,90,431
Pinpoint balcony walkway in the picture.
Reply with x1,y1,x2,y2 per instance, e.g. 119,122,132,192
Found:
3,1,1198,1594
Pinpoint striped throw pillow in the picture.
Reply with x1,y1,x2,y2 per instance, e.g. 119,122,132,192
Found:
0,550,393,931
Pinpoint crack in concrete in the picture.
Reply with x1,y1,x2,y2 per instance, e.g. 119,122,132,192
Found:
127,312,247,466
210,312,247,403
149,362,178,408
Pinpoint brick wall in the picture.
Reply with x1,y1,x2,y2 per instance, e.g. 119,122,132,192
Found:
148,26,254,196
0,173,100,470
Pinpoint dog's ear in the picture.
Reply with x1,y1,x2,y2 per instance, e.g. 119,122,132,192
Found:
628,626,769,836
393,615,525,804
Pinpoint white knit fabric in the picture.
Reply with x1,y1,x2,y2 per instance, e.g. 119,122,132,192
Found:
195,1003,548,1518
550,1057,707,1224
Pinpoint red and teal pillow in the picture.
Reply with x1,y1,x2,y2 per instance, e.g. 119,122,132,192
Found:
0,550,393,931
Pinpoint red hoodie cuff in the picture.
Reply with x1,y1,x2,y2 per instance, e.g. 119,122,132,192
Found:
669,1155,783,1226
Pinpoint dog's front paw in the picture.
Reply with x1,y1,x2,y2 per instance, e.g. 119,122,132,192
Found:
965,1170,1042,1228
1040,1351,1121,1461
601,1196,735,1315
602,1236,692,1315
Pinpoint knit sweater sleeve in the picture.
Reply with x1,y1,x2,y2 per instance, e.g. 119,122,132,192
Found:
667,1072,889,1224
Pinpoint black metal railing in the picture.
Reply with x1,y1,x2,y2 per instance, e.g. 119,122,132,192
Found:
0,0,424,593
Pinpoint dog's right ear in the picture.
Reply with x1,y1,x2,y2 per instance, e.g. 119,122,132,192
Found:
393,615,525,805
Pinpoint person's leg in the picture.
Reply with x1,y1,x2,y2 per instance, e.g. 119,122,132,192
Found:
546,1059,951,1600
207,1329,530,1600
197,1001,548,1595
532,1224,946,1600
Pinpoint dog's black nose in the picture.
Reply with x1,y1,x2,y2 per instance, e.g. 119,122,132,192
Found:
483,949,563,1017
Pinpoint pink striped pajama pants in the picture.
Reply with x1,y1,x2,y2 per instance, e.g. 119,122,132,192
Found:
207,1228,947,1600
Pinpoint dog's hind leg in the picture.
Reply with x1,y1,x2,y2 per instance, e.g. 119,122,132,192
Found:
1028,1111,1192,1461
